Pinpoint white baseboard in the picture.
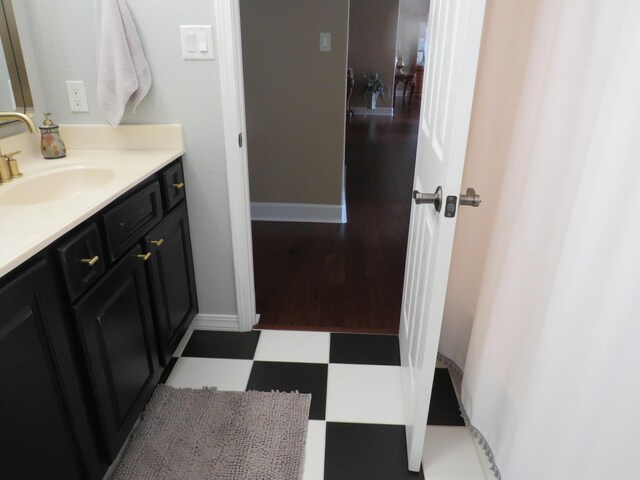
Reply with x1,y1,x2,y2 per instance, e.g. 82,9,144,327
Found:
251,202,346,223
352,106,394,116
192,314,240,331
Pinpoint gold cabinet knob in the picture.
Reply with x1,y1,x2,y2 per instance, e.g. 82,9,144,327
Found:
172,182,185,189
136,252,152,262
150,239,164,247
80,256,100,267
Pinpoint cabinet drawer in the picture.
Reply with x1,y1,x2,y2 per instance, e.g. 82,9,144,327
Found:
160,160,186,211
102,182,163,262
56,224,106,302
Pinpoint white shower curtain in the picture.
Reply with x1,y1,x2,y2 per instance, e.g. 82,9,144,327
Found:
461,0,640,478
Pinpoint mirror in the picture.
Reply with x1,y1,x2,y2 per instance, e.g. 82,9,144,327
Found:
0,0,33,125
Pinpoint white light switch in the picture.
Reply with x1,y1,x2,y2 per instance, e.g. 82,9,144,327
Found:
186,33,197,53
180,25,214,60
320,32,331,52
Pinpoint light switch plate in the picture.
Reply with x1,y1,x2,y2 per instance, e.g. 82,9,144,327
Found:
319,32,331,52
180,25,214,60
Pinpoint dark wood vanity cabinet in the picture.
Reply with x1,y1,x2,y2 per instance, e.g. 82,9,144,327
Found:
0,259,101,479
0,157,198,479
145,202,198,365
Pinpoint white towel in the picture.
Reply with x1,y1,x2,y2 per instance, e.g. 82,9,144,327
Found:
96,0,152,127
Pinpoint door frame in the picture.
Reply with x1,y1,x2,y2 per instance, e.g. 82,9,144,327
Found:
213,0,257,332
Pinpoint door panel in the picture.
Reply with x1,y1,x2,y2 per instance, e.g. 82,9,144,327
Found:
0,260,86,479
145,202,198,364
74,246,161,461
400,0,486,471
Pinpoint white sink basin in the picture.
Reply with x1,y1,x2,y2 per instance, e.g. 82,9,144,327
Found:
0,166,117,206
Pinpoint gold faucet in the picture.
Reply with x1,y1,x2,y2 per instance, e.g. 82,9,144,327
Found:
0,150,23,183
0,112,34,183
0,111,36,133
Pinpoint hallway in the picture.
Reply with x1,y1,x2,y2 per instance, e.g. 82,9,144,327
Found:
253,106,420,333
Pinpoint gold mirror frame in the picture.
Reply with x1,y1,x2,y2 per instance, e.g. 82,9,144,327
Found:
0,0,34,125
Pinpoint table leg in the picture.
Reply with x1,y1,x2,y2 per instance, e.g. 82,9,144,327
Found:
393,78,400,108
408,79,416,107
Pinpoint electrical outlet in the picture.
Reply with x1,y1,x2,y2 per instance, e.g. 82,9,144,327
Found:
66,81,88,112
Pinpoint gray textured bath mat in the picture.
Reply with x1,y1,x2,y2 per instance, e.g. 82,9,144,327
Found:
110,385,311,480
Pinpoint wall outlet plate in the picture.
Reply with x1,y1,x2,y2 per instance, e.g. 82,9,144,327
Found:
66,81,88,112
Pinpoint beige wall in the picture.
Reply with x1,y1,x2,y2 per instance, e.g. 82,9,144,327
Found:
440,0,540,368
348,0,400,108
240,0,349,206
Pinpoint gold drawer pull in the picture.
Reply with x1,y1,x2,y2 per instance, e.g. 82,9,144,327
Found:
137,253,152,262
150,239,164,247
80,256,100,267
172,182,185,189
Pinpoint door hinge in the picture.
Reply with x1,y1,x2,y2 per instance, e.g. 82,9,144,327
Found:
238,132,243,148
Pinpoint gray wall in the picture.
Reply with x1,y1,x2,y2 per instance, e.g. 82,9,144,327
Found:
240,0,349,206
11,0,237,317
348,0,400,108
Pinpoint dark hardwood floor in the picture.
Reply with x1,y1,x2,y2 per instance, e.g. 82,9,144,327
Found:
253,103,419,334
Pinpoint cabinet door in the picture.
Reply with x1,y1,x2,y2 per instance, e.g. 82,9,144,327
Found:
0,260,87,479
145,202,198,364
74,246,161,461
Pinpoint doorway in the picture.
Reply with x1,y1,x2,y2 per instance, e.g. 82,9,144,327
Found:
241,0,430,333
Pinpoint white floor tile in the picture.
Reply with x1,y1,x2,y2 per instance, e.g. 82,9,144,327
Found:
166,357,253,391
254,330,330,364
173,328,194,358
325,364,404,425
303,420,326,480
423,426,485,480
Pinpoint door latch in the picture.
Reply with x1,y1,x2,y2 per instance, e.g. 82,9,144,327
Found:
444,196,457,218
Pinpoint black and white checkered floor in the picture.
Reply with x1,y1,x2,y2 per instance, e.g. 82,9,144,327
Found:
160,329,485,479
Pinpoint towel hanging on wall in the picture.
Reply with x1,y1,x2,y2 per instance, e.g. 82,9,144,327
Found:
96,0,152,127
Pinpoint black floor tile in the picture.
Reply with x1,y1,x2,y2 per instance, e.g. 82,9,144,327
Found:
246,361,327,420
324,423,424,480
427,368,464,426
181,330,261,360
330,333,401,366
158,357,178,384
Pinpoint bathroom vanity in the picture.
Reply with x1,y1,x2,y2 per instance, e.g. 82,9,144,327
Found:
0,127,198,478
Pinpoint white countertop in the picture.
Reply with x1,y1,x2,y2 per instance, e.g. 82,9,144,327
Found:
0,125,185,278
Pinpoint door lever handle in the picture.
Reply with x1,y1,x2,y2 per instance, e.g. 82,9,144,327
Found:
459,187,481,207
413,186,442,212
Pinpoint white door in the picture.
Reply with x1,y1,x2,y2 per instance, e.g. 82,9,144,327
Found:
400,0,486,471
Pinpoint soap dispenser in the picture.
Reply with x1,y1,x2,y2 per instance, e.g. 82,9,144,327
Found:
39,112,67,159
